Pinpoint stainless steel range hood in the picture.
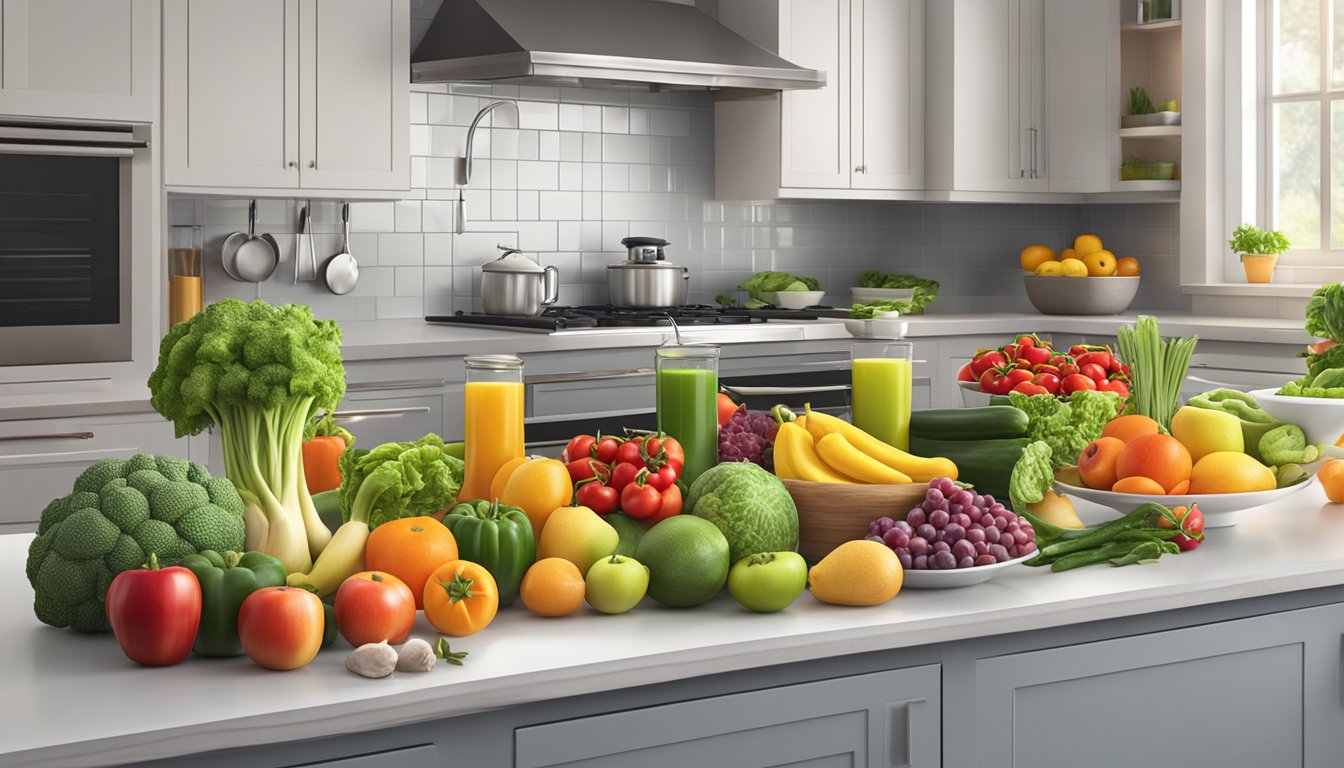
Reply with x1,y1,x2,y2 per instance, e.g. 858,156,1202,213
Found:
411,0,825,96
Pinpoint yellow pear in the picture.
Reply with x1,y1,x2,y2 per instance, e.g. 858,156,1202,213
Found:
1170,406,1244,463
1027,490,1085,529
537,506,619,576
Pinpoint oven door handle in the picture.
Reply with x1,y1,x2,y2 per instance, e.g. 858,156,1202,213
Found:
0,143,138,158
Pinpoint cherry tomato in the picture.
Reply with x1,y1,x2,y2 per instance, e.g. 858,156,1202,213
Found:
566,458,609,485
1099,378,1130,398
1108,355,1125,375
970,350,1007,376
1058,361,1080,379
1007,368,1034,386
616,438,645,467
1060,373,1097,395
1157,504,1204,536
1012,381,1049,396
609,461,640,493
593,435,622,464
1079,363,1108,383
979,368,1010,395
1076,350,1113,370
643,435,663,458
646,464,679,491
647,483,682,524
620,473,664,521
1032,372,1061,394
658,436,685,474
562,434,595,464
957,362,976,382
575,480,619,515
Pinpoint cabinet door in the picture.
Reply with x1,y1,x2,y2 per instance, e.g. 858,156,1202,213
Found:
970,606,1344,767
1018,0,1047,187
952,0,1015,191
515,665,941,768
850,0,923,190
298,0,408,191
163,0,301,188
1044,0,1111,192
0,0,155,122
779,0,850,189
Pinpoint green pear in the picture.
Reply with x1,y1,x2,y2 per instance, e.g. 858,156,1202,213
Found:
537,506,619,576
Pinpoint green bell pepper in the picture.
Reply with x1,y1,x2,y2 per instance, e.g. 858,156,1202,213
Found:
442,498,536,607
1186,389,1283,463
180,550,287,657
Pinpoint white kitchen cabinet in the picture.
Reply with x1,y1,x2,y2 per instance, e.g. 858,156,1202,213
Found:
715,0,924,200
1043,0,1116,193
163,0,408,195
0,0,156,122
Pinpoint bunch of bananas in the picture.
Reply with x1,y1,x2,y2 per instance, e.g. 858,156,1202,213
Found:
775,408,957,484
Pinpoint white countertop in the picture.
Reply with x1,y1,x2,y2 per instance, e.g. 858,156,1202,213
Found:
5,483,1344,768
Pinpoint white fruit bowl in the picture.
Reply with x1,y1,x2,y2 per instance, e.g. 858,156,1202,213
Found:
901,551,1036,589
1054,469,1316,528
1248,387,1344,447
1023,274,1140,315
772,290,825,310
958,380,993,407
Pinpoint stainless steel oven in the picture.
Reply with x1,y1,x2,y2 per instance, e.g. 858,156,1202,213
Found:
0,122,147,367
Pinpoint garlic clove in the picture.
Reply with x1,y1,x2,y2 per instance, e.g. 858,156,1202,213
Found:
396,637,437,673
346,641,398,678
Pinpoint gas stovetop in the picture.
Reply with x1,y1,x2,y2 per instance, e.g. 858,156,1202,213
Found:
425,305,834,333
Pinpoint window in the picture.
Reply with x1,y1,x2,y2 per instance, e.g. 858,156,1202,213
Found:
1265,0,1344,259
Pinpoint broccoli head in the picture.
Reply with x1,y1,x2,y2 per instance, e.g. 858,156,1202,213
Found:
26,454,246,632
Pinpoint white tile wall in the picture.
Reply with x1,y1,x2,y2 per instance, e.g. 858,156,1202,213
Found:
184,84,1186,321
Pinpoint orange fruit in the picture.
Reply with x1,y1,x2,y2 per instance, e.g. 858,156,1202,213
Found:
1020,244,1058,272
1111,476,1167,495
1059,247,1079,262
1116,256,1140,276
1319,459,1344,503
489,457,529,501
1077,437,1125,490
519,557,587,617
1115,433,1192,493
365,516,459,610
1101,414,1162,444
1187,452,1276,494
1074,234,1103,256
1169,480,1190,495
1082,249,1117,276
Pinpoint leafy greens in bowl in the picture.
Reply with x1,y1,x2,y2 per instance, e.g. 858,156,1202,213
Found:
849,272,939,318
733,271,822,309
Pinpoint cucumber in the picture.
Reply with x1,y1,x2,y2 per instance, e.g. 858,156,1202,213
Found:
908,436,1030,505
909,406,1029,441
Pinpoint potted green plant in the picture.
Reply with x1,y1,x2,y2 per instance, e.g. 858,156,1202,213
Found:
1228,223,1290,283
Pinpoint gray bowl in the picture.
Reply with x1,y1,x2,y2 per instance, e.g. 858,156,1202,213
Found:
1023,274,1140,315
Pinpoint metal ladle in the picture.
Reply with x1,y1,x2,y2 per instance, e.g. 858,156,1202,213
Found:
324,203,359,295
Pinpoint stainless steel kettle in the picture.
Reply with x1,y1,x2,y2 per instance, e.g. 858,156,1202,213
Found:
480,245,559,316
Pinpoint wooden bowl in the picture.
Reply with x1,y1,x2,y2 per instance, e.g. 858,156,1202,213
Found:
783,479,928,563
1022,274,1139,315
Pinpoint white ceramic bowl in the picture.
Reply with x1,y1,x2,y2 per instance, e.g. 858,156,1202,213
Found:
773,290,825,310
844,318,908,339
958,380,993,407
852,286,915,304
1248,387,1344,447
1054,475,1316,528
901,551,1036,589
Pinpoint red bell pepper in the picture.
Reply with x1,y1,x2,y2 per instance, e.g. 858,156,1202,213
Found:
105,553,202,666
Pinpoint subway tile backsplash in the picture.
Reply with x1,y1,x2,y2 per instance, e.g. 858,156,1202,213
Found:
180,85,1185,322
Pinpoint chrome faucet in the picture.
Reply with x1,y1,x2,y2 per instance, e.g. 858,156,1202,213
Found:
456,100,519,235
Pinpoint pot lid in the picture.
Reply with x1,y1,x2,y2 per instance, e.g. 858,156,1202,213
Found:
622,236,670,248
482,246,545,274
609,259,684,270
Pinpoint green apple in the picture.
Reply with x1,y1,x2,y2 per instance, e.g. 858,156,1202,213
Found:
1170,405,1244,463
727,552,808,613
584,555,649,614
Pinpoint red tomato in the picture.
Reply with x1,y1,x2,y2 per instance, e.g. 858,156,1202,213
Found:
575,480,620,515
1099,378,1130,398
1060,373,1097,395
648,483,683,524
646,464,679,491
334,571,416,648
1108,355,1125,375
970,350,1007,376
562,434,595,464
1157,503,1204,535
616,438,645,467
609,461,640,493
1076,350,1113,370
105,554,201,667
717,393,740,426
1012,381,1049,396
658,436,685,474
979,368,1010,395
237,586,325,671
566,458,609,485
1007,368,1034,386
620,473,664,520
957,362,976,382
593,435,622,464
1032,372,1061,394
1079,363,1109,383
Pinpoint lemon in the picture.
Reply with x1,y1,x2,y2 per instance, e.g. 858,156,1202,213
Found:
1074,234,1103,256
1035,261,1063,276
1019,244,1057,273
1060,259,1090,277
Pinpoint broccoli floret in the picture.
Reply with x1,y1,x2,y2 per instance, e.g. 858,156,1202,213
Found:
25,454,246,632
147,298,345,573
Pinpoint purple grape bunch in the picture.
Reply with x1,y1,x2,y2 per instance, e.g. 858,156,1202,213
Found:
865,477,1037,571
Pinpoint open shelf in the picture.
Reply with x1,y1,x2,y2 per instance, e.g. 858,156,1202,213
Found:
1113,180,1180,192
1122,18,1182,32
1119,125,1182,138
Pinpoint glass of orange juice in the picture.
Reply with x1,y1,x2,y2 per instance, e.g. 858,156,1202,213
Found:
850,341,913,450
459,354,526,502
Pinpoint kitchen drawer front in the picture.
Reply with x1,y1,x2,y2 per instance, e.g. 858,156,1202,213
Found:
514,664,940,768
0,413,182,530
281,744,435,768
527,371,656,420
332,393,445,449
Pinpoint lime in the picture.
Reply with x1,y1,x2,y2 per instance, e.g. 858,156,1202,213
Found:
635,516,730,607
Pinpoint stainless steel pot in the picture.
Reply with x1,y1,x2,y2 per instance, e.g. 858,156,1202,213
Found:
481,245,559,315
608,260,689,308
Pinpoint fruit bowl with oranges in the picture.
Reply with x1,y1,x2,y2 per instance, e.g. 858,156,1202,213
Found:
1055,412,1317,526
1020,236,1141,315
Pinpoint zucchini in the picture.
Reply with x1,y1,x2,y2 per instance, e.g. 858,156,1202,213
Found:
908,436,1030,505
909,406,1029,441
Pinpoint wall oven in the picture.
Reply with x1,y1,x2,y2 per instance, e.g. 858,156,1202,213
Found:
0,122,147,367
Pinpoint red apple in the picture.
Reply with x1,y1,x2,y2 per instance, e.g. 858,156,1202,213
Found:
237,586,324,671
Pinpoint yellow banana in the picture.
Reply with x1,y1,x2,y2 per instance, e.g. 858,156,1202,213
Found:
286,519,368,597
804,407,958,482
772,428,798,480
776,423,856,483
815,433,913,484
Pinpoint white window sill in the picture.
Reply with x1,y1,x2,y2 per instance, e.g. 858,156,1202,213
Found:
1181,283,1322,298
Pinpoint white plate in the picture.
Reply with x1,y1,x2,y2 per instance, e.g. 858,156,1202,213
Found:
902,551,1036,589
1054,476,1316,528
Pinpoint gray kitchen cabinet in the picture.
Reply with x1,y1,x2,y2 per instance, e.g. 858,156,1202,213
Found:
0,412,184,533
514,665,941,768
968,602,1344,767
0,0,156,122
163,0,408,195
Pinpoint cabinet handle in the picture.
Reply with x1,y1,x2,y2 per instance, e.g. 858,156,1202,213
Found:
0,431,95,442
854,164,867,174
1031,127,1039,178
346,378,449,392
331,407,432,423
307,161,316,169
287,161,297,168
888,698,925,767
525,368,654,385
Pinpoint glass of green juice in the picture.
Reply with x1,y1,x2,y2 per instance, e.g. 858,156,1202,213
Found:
655,344,720,486
851,341,914,450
